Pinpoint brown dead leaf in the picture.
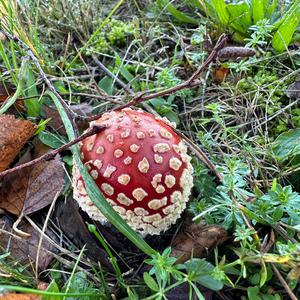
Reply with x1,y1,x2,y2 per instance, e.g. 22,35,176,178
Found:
214,66,229,83
287,80,300,99
44,103,93,134
0,148,65,216
171,224,229,264
55,198,113,271
0,215,56,270
0,115,36,172
0,293,40,300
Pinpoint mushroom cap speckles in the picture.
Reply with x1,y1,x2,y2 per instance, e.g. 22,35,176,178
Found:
117,174,131,185
138,157,150,173
114,149,123,158
72,108,194,235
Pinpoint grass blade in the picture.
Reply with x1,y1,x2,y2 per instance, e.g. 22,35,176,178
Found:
157,0,198,25
48,91,156,257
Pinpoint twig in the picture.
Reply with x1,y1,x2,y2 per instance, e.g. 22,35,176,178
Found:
174,129,223,181
87,34,228,121
0,125,105,178
0,26,80,134
271,263,298,300
93,55,133,94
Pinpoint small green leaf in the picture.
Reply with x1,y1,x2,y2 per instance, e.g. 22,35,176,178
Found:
273,128,300,160
98,76,114,95
260,260,268,287
42,280,60,300
143,272,159,291
247,286,261,300
39,131,67,149
185,259,223,291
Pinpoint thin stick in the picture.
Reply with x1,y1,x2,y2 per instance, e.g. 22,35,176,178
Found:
0,125,105,178
93,55,133,94
271,263,298,300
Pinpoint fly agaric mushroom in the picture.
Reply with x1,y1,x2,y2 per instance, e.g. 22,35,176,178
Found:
73,108,193,235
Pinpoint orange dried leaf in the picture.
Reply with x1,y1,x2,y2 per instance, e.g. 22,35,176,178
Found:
0,293,40,300
214,66,229,83
0,115,36,172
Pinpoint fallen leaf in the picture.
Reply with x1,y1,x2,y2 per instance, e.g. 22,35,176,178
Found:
286,80,300,99
0,115,36,172
55,198,113,271
214,66,229,83
44,103,93,134
0,293,40,300
0,147,65,216
0,215,56,271
171,224,229,264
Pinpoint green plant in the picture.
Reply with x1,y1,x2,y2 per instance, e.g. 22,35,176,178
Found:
206,0,300,52
140,248,223,300
157,0,300,52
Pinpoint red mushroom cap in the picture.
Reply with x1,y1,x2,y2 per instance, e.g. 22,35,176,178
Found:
73,108,193,235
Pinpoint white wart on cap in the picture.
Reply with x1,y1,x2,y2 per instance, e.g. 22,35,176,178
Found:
73,108,193,235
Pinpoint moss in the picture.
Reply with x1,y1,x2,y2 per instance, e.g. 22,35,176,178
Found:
87,18,134,54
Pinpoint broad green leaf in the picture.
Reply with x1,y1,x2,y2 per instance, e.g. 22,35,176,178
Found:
157,0,198,24
272,128,300,160
252,0,265,24
272,0,300,52
226,2,252,35
210,0,229,25
49,91,155,257
265,0,277,19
